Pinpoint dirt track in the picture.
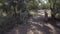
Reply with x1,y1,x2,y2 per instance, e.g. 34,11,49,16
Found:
5,10,60,34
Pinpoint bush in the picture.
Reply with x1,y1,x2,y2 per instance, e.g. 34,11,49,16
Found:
0,16,16,34
55,13,60,19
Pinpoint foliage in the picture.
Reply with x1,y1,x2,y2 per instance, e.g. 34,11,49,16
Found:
48,0,60,19
55,13,60,19
42,3,50,9
26,0,39,10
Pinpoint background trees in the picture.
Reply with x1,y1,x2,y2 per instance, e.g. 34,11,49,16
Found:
48,0,60,19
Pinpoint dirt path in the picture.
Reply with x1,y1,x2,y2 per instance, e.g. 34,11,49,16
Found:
5,10,60,34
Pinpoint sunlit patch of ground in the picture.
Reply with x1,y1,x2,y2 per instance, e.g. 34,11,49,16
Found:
2,12,7,16
27,25,44,34
44,23,57,34
16,29,19,34
27,29,43,34
29,10,37,15
27,30,34,34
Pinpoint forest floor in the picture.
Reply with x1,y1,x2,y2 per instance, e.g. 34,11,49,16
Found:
4,10,60,34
